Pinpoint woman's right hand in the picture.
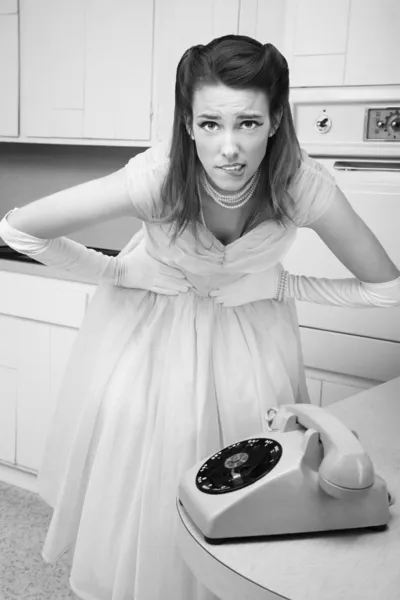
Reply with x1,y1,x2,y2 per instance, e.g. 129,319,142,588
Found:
116,242,192,295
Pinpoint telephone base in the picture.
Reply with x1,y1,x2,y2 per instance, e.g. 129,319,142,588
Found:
178,405,392,542
201,522,389,546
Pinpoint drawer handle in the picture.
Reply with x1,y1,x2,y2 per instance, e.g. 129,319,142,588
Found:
334,161,400,172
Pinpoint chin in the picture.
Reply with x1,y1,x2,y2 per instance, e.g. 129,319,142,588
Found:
216,180,244,193
212,168,251,193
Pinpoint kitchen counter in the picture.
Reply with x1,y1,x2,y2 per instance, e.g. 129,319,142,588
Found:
176,376,400,600
0,246,119,285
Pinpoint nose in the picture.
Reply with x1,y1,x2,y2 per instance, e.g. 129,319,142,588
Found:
220,132,240,161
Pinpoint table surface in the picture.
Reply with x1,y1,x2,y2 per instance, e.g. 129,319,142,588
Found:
177,376,400,600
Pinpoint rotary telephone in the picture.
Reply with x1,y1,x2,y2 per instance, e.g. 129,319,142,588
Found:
178,403,392,543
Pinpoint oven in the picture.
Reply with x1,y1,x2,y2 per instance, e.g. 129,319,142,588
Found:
284,85,400,402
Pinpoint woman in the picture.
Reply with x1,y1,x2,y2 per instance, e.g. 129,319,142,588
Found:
1,35,399,600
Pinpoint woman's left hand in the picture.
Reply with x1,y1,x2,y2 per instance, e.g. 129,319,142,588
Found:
209,264,282,307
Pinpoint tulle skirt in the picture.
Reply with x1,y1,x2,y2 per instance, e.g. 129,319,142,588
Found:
37,280,309,600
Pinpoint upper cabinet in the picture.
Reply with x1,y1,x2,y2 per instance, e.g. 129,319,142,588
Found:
152,0,240,143
283,0,400,87
344,0,400,86
20,0,154,143
2,0,398,145
9,0,241,146
0,0,19,137
238,0,287,55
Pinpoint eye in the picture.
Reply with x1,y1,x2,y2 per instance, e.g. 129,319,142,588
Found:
241,120,263,130
199,121,219,132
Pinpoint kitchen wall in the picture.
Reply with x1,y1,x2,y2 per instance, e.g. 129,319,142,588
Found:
0,142,145,251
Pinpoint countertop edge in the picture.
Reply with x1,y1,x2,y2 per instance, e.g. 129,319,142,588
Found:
0,258,99,286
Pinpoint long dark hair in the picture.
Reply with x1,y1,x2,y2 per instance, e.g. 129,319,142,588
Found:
159,34,301,241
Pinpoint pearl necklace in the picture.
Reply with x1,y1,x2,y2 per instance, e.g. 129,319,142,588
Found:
198,167,260,210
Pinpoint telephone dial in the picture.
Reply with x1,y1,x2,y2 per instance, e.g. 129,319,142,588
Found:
178,403,392,543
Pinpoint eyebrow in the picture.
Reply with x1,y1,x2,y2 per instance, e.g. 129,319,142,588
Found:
196,112,264,119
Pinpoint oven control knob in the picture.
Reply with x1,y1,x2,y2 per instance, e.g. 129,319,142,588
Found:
376,120,385,128
315,114,332,133
389,117,400,132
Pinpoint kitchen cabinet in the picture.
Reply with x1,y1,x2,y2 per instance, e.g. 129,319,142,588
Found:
305,376,321,405
344,0,400,86
8,0,244,146
0,315,55,471
283,0,400,87
17,321,79,472
0,0,18,137
2,0,398,145
306,372,377,407
152,0,240,143
0,315,18,464
284,0,349,87
238,0,287,54
320,380,371,407
0,270,93,473
19,0,154,142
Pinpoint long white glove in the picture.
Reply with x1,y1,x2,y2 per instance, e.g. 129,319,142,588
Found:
210,265,400,308
282,270,400,308
0,208,191,295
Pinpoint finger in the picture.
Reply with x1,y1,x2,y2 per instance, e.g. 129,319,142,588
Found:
175,285,192,292
153,281,193,293
210,283,240,296
159,265,186,279
213,294,243,306
158,277,192,290
151,287,179,296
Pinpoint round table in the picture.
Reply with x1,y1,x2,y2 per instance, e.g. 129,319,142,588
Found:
176,376,400,600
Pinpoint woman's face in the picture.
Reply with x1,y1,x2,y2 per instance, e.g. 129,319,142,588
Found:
191,83,275,194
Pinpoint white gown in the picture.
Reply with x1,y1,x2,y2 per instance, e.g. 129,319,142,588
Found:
36,143,337,600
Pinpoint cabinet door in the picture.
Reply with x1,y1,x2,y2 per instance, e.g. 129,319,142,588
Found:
239,0,287,54
0,2,18,137
152,0,240,143
83,0,153,141
0,315,18,465
344,0,400,85
20,0,153,142
284,0,350,87
321,381,373,407
306,376,322,406
0,272,92,472
14,321,78,473
14,319,51,472
0,316,54,472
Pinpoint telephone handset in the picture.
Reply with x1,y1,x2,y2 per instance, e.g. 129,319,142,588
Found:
272,403,375,499
178,402,391,542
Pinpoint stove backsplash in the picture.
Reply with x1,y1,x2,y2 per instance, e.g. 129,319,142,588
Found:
0,143,146,253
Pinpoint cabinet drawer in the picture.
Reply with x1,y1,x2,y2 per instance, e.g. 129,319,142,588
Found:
0,271,91,327
301,327,400,383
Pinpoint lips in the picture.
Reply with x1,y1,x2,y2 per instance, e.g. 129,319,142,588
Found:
218,163,245,172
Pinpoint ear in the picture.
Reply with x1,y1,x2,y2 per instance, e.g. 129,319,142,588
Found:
184,116,195,140
269,107,283,137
